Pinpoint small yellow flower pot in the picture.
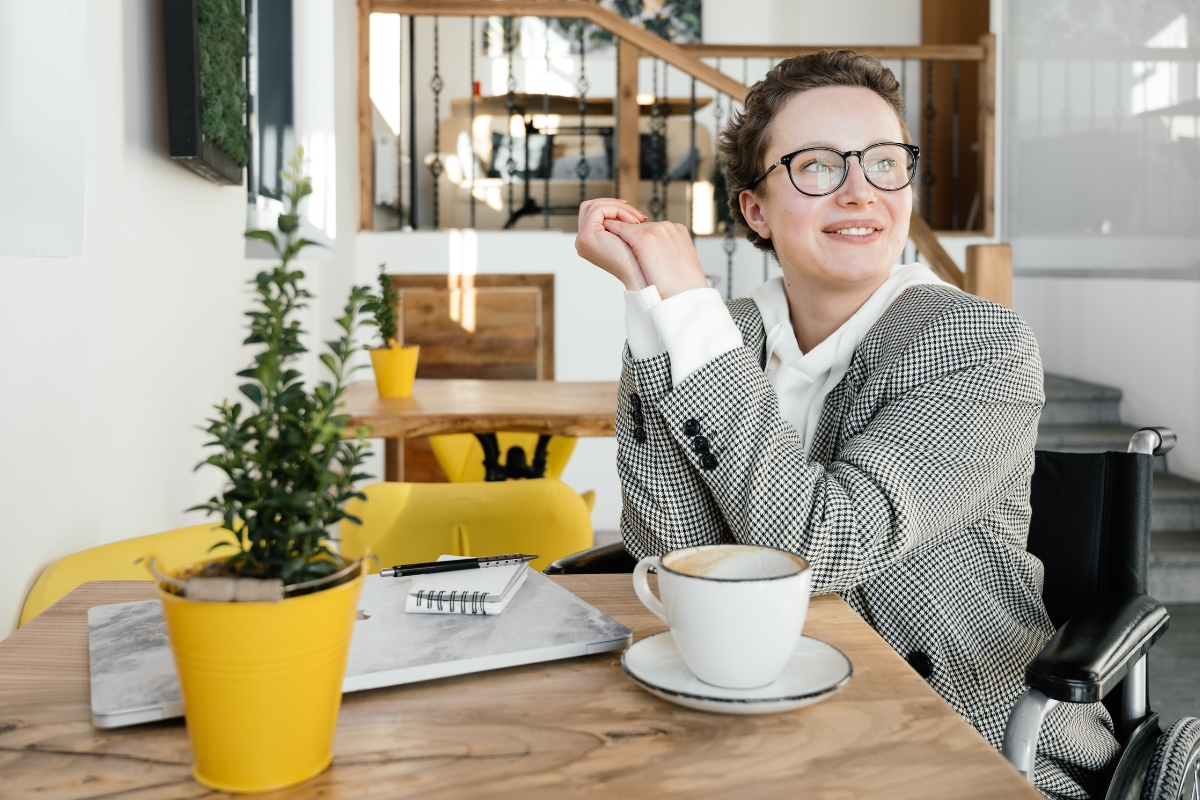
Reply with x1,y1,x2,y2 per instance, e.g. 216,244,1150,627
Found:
157,563,364,793
369,343,419,398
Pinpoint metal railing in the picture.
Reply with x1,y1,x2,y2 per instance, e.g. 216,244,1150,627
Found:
356,0,1008,292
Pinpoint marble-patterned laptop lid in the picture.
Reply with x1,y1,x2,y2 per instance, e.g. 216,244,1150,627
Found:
87,568,631,729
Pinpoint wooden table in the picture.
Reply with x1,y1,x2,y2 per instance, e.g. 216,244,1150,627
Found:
0,578,1039,799
343,380,619,481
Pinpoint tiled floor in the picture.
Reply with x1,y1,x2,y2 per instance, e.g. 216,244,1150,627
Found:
1150,603,1200,729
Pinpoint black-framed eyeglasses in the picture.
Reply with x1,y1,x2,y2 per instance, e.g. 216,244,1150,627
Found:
748,143,920,196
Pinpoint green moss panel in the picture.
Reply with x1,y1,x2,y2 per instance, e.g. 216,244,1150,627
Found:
198,0,248,167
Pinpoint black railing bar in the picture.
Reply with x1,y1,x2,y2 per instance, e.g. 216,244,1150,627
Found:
951,60,959,231
408,15,417,228
469,15,476,229
922,60,934,226
689,75,696,236
577,19,589,208
649,57,663,221
505,19,516,221
429,16,442,229
543,16,550,230
661,60,669,222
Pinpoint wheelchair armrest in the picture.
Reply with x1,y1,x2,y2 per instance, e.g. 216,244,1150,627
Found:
1026,594,1169,704
544,542,637,575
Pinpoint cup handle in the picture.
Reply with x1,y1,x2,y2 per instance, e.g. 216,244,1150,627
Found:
633,556,667,623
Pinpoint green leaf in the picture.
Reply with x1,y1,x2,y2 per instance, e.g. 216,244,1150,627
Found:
239,383,263,407
245,230,279,249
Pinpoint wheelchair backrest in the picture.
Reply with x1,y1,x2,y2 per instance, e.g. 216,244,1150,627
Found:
1027,450,1154,628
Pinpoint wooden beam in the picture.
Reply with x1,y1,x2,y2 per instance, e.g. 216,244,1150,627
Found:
616,38,640,206
680,44,986,62
358,0,373,231
370,0,750,101
965,244,1012,307
978,33,996,237
908,211,965,288
385,437,405,481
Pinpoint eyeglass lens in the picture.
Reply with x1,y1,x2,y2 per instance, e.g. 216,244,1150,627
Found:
787,144,916,196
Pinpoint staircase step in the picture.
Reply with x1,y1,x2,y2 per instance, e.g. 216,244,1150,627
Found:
1149,531,1200,603
1153,473,1200,533
1042,374,1123,426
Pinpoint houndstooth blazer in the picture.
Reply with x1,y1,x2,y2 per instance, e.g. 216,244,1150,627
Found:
616,284,1119,800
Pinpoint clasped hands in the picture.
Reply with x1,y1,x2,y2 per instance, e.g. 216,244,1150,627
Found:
574,199,709,298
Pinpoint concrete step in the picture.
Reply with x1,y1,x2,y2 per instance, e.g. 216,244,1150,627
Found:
1153,473,1200,533
1149,531,1200,603
1042,374,1123,426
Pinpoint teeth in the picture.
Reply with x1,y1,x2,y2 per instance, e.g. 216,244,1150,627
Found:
833,227,876,235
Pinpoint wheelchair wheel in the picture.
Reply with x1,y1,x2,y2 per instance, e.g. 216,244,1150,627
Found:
1142,717,1200,800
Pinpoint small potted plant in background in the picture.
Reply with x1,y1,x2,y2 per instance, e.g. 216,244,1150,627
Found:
364,264,419,398
150,148,375,793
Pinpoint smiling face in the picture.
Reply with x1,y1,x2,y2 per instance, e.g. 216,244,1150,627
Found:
739,85,912,293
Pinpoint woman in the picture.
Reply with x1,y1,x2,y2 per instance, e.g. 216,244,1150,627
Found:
575,51,1117,799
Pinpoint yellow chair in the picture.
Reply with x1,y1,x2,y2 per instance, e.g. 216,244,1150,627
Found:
19,523,239,627
428,432,577,482
340,479,593,574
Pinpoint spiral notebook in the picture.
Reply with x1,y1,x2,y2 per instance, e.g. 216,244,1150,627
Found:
87,568,631,728
406,555,527,615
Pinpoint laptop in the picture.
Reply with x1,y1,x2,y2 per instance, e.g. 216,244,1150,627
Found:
87,568,631,728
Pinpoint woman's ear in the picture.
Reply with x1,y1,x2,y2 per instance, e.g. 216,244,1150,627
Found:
739,189,772,242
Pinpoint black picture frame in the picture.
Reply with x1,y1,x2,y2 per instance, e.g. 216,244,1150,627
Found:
163,0,245,185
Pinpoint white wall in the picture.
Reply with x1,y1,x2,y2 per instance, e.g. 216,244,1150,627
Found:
1014,277,1200,478
703,0,920,46
1002,0,1200,480
0,0,86,257
0,0,362,636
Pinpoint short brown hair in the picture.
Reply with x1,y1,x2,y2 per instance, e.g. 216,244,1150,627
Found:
718,50,910,254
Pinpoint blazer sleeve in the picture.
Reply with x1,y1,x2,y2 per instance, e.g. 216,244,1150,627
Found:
616,344,734,559
652,298,1045,595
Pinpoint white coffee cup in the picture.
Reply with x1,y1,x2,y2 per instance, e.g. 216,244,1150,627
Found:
633,544,812,689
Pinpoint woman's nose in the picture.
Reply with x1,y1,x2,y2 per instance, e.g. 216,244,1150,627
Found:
835,157,876,205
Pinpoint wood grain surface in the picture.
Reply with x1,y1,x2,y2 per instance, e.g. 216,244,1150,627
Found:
0,578,1040,799
343,379,619,439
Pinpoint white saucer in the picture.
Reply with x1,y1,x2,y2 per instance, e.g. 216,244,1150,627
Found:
621,632,852,715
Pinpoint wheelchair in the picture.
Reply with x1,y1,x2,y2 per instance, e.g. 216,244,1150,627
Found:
546,427,1200,800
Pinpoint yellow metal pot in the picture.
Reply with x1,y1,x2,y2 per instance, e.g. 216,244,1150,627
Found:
157,564,363,793
369,343,419,398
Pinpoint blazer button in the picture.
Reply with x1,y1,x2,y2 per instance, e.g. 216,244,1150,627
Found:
633,427,647,443
907,651,933,679
683,419,701,437
630,393,642,410
691,436,710,454
700,453,718,470
631,408,645,425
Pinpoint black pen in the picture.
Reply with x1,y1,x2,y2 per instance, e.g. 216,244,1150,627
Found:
379,553,538,578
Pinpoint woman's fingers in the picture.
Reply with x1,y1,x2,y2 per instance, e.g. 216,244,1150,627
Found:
579,198,647,228
575,198,650,290
602,220,707,299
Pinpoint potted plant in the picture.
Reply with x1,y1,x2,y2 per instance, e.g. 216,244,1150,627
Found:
364,264,419,398
150,149,375,793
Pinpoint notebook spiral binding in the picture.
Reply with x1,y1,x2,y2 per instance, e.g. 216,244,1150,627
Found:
415,589,491,614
